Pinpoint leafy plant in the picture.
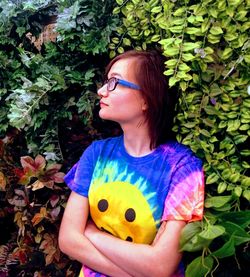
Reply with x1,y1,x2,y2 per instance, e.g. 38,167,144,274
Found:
0,0,119,275
0,0,118,160
0,131,79,275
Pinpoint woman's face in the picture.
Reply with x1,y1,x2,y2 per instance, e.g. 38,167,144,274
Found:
97,58,147,126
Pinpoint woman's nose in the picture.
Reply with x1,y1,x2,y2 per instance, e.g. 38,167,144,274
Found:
97,84,108,97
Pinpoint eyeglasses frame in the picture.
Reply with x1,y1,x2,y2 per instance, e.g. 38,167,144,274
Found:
104,77,141,91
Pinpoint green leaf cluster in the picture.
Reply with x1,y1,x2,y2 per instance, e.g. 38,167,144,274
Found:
0,0,117,159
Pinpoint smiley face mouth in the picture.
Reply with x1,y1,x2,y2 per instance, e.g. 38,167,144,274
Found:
100,227,133,242
100,226,113,235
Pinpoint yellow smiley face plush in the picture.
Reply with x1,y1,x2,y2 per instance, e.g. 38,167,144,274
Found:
89,181,157,244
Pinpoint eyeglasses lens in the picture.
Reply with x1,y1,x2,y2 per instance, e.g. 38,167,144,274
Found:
107,78,117,91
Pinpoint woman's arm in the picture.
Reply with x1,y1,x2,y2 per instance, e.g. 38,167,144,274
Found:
85,219,186,277
58,191,131,277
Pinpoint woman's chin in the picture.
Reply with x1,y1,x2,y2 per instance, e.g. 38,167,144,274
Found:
99,110,111,120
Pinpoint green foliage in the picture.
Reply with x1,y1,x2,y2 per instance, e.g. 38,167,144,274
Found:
0,0,118,275
0,0,118,159
111,0,250,275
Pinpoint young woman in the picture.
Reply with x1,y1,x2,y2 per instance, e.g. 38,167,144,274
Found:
59,50,204,277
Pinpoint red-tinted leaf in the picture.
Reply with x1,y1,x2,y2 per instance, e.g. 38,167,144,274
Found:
18,169,33,185
14,189,26,197
20,155,46,174
0,172,6,191
50,195,60,207
44,181,54,189
13,168,24,178
46,163,62,172
50,206,61,220
13,248,28,264
34,154,46,171
31,207,47,226
52,172,65,183
8,190,28,207
20,156,36,172
45,248,57,265
31,180,45,191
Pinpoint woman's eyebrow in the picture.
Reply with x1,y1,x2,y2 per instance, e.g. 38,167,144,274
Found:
109,72,123,78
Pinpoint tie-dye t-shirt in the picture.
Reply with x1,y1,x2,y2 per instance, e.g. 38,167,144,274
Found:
64,135,205,277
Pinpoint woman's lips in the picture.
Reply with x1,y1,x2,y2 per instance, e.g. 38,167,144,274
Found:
100,101,108,108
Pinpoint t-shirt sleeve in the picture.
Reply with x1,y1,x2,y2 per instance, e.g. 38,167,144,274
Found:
162,155,205,222
64,142,97,197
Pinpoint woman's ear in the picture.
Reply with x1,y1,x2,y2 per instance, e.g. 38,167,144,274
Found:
141,100,148,111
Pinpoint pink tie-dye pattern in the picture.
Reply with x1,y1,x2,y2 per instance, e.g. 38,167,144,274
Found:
162,170,204,222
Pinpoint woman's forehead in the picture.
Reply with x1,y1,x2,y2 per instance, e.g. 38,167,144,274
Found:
108,58,138,79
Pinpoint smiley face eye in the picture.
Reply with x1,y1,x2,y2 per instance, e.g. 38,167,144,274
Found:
98,199,109,212
126,236,133,242
125,208,136,222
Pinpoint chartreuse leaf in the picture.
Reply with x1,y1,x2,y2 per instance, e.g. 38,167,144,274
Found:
206,172,219,184
205,195,232,208
186,256,214,277
199,225,225,240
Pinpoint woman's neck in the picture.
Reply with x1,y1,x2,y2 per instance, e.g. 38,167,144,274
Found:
121,123,153,157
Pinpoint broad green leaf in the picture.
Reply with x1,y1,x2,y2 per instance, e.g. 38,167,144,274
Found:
212,236,235,258
205,195,232,208
180,222,210,252
199,225,225,240
218,211,250,228
200,129,211,137
221,221,250,246
186,256,214,277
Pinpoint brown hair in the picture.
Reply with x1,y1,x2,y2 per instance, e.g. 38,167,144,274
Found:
105,50,178,149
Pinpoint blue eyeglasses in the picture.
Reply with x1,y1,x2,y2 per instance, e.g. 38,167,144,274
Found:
104,77,141,91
